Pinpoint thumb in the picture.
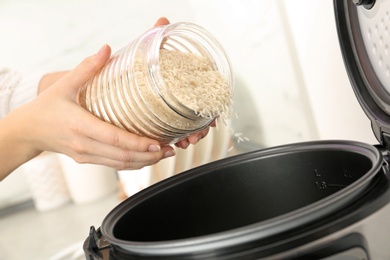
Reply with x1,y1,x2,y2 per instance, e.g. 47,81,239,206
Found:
60,44,112,95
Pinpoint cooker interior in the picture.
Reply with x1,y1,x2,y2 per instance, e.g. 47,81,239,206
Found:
113,149,373,242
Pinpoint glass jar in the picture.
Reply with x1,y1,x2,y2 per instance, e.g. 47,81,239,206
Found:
79,22,233,144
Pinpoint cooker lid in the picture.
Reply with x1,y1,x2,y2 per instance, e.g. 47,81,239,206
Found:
335,0,390,150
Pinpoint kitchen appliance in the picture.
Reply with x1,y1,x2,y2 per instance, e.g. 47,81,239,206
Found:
83,0,390,259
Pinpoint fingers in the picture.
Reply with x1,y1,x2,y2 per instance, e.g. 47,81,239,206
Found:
65,112,176,169
154,17,170,27
77,110,161,152
58,44,112,96
65,136,175,170
175,117,217,149
175,128,210,149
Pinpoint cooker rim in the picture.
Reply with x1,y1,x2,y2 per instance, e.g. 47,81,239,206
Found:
101,140,383,256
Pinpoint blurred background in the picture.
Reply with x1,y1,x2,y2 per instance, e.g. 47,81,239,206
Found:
0,0,377,259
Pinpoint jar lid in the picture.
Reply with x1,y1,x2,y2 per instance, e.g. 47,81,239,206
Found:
335,0,390,149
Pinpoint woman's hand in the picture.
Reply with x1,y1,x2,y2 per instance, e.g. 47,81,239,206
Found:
38,17,214,151
0,44,174,181
0,17,215,181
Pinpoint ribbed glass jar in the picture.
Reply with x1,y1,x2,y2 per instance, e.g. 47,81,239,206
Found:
79,22,233,144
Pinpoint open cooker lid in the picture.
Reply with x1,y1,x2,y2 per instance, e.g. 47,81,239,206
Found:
335,0,390,150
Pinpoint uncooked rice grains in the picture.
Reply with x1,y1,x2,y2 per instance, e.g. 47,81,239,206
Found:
79,22,233,144
159,49,232,120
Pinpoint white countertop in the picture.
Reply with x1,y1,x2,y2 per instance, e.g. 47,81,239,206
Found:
0,193,121,260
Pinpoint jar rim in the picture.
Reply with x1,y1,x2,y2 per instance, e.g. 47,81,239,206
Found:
148,22,234,121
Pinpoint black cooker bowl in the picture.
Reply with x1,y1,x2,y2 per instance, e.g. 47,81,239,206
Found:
99,140,384,258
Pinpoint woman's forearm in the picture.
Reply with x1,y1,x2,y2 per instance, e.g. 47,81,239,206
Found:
0,107,41,180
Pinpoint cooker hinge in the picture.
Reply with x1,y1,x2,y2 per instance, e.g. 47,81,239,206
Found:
376,133,390,177
382,133,390,155
84,226,110,260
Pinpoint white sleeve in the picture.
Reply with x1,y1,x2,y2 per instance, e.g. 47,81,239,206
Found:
0,68,42,119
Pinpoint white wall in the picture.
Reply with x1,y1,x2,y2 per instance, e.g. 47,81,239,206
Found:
186,0,319,146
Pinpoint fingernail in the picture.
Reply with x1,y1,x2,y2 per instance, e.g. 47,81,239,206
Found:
196,134,203,143
182,140,190,149
148,144,161,152
164,150,175,158
98,44,108,56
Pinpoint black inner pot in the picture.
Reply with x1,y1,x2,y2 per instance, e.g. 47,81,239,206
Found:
110,143,376,243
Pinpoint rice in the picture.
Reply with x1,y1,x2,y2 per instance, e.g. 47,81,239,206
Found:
159,49,232,121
